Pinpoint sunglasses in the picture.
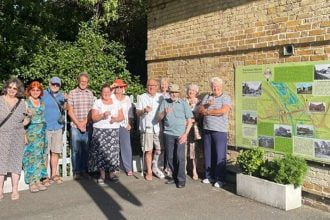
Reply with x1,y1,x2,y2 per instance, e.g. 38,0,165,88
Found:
51,83,61,87
8,86,18,90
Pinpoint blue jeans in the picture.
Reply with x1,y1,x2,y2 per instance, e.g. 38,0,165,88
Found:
203,130,227,182
164,133,186,184
71,126,92,174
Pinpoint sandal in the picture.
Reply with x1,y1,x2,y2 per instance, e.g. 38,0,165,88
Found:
11,192,20,200
51,175,64,184
36,182,47,191
29,184,39,193
42,178,53,187
145,173,152,181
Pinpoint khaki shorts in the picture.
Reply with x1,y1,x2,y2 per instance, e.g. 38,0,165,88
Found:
140,132,161,152
46,129,63,154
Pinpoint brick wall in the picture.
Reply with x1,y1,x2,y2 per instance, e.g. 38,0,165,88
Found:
147,0,330,210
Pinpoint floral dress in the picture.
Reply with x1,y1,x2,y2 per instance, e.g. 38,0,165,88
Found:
23,99,48,184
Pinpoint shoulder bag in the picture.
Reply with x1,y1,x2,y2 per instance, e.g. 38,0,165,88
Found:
48,90,65,124
0,98,22,128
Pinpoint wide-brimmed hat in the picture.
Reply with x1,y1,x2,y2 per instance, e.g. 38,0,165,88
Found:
168,84,181,93
113,79,127,88
50,76,61,86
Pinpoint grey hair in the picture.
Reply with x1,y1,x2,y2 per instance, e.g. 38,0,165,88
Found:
160,77,169,84
78,71,89,81
2,77,25,98
210,77,223,86
186,83,199,93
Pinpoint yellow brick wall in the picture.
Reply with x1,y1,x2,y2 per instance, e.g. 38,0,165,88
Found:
147,0,330,206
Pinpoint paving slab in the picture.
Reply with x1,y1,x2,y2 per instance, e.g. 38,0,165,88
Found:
0,173,329,220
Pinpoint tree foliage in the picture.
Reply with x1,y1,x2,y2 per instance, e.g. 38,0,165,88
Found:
0,0,146,92
17,22,144,96
0,0,93,82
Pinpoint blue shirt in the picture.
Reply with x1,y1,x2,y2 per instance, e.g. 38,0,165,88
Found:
159,98,193,136
41,89,65,130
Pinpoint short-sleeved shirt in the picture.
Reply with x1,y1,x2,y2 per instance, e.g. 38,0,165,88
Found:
136,93,164,133
159,98,193,136
41,89,65,131
67,87,95,127
92,99,122,129
201,93,231,132
111,94,133,128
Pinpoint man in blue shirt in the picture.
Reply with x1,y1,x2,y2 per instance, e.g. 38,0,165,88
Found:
158,84,193,188
41,76,65,185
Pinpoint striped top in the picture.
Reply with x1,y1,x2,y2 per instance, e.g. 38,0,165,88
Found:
201,93,231,132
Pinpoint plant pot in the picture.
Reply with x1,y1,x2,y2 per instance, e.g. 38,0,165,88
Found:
236,173,302,211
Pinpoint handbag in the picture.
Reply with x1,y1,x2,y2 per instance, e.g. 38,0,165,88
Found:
0,98,22,128
48,90,65,124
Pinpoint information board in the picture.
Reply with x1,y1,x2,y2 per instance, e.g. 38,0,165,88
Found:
235,61,330,164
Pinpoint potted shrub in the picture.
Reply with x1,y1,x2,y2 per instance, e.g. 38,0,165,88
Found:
236,148,308,211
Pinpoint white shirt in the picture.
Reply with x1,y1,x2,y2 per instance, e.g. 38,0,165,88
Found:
92,99,122,129
136,92,164,133
111,94,133,128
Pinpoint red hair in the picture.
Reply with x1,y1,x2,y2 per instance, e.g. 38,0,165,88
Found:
26,81,44,97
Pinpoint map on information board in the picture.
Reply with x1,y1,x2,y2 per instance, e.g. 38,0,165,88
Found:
235,61,330,163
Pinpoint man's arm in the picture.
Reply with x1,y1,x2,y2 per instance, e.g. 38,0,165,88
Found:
179,118,193,144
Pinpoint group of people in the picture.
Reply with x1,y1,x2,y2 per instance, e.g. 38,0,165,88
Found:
0,72,231,201
0,77,66,200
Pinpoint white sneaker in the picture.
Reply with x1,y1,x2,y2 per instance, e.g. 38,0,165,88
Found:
97,178,105,185
202,178,212,184
152,167,165,179
214,181,225,188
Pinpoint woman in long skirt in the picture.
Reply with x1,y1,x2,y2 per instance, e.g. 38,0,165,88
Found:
89,83,124,184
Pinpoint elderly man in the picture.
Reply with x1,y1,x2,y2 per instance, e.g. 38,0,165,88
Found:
158,84,193,188
136,79,165,181
41,76,66,185
67,72,95,179
199,77,231,188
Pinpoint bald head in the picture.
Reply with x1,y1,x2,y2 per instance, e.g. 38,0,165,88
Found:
147,79,158,96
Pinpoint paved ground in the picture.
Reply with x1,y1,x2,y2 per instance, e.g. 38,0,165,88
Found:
1,173,329,220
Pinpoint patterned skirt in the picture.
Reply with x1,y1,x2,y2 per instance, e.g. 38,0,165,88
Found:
23,123,48,184
89,127,119,172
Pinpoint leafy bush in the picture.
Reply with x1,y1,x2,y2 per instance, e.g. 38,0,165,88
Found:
260,155,308,188
238,148,308,187
237,148,264,176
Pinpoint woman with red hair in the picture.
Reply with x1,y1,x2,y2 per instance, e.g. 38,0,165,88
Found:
23,81,48,193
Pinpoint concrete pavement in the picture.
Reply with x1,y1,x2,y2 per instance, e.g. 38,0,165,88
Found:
0,173,329,220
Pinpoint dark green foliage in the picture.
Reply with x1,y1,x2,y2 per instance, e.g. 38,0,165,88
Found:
237,148,264,176
106,0,147,84
17,22,144,96
237,148,308,187
260,155,308,188
0,0,93,83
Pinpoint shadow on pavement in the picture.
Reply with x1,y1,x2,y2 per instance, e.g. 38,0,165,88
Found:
78,177,142,219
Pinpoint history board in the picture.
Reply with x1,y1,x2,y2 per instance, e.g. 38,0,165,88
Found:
235,61,330,164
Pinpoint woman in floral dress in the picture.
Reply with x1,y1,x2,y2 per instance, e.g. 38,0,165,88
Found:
23,81,48,193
